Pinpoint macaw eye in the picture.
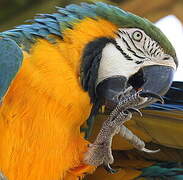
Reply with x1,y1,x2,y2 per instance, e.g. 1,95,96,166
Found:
132,31,143,41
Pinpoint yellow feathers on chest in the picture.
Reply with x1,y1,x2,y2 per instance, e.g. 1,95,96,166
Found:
0,18,117,180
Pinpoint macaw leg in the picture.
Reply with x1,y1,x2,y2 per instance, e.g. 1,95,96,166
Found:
84,110,132,172
84,90,163,173
116,91,161,153
84,91,140,171
119,125,160,153
0,172,7,180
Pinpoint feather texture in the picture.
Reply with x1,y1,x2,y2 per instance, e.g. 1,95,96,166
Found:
0,18,118,180
0,38,23,100
0,2,176,59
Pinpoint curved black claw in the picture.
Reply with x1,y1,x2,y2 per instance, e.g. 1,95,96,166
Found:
127,108,142,116
140,92,164,104
103,164,119,174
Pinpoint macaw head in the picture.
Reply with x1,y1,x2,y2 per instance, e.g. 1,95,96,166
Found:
80,2,177,111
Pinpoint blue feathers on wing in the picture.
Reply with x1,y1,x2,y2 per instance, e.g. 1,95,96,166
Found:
140,162,183,179
0,2,128,51
0,38,23,100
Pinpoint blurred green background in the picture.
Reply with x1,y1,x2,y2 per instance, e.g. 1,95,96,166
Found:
0,0,182,31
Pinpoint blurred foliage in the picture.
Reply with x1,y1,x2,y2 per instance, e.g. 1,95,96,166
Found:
0,0,70,30
0,0,119,23
0,0,181,33
0,0,42,23
0,0,119,31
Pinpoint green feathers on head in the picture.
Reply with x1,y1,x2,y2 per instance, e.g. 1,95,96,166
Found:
93,2,176,58
64,2,176,58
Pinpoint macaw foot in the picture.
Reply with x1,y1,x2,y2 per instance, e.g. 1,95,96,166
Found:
84,108,131,172
84,142,114,167
84,90,161,173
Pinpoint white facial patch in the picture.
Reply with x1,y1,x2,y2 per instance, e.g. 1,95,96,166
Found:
96,27,176,87
96,43,140,85
117,28,177,70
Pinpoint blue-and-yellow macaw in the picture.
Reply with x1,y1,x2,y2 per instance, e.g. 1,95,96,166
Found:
0,2,180,180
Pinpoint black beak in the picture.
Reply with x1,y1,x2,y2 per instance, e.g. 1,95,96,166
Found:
96,76,128,109
96,65,175,110
137,65,175,108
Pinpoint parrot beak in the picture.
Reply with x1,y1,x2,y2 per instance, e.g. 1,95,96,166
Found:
96,65,175,110
136,65,175,108
96,76,128,109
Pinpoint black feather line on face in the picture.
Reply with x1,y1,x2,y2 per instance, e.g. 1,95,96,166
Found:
80,37,114,103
